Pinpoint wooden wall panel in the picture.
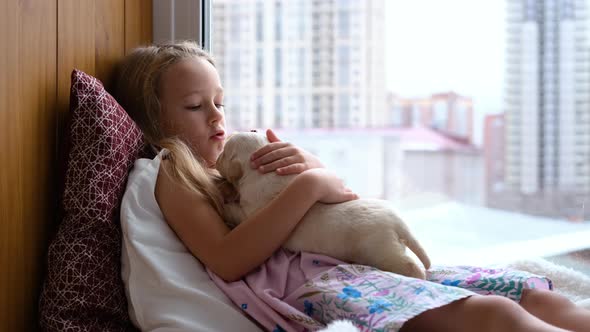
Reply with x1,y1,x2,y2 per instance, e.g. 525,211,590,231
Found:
57,0,96,121
0,0,22,328
0,0,58,331
96,0,126,87
0,1,151,330
125,0,153,54
19,1,59,329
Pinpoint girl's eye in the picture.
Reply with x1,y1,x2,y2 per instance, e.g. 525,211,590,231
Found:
186,104,224,111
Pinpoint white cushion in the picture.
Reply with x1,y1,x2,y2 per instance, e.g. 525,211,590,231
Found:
120,153,261,331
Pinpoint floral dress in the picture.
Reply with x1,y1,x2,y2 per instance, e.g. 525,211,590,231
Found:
209,250,552,332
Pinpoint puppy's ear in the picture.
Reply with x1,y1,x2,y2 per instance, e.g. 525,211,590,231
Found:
216,177,240,203
226,159,243,184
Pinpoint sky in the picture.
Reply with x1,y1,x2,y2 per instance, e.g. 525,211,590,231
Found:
385,0,506,144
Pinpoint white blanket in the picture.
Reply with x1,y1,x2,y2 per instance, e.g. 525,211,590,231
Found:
507,257,590,309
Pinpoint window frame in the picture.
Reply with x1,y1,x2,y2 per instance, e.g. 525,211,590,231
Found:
201,0,211,51
152,0,211,48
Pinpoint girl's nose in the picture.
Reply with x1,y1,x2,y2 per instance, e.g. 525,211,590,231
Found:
209,105,224,125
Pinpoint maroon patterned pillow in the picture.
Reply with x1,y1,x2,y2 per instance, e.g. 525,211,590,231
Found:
39,69,144,331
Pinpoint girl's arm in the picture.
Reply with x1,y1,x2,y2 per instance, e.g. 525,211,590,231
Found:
155,164,356,282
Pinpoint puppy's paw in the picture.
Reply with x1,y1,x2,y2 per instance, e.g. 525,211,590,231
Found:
404,261,426,280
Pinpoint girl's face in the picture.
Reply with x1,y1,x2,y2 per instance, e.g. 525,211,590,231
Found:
158,57,226,167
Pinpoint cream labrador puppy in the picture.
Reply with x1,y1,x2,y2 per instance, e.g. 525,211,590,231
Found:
216,132,431,279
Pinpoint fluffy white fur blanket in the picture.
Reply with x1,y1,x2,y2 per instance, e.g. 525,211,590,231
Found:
507,257,590,308
318,257,590,332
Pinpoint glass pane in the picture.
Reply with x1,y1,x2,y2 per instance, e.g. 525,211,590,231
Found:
211,0,590,273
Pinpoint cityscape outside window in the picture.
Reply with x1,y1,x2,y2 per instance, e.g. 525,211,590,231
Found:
211,0,590,272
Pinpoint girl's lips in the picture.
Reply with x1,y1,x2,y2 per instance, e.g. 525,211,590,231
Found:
210,131,225,140
210,135,225,141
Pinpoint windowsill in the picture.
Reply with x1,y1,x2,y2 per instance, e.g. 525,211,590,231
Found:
399,201,590,274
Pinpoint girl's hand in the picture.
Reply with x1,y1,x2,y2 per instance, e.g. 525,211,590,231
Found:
303,168,359,204
250,129,324,175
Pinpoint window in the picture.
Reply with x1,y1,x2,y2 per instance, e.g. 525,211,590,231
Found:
229,11,240,41
525,0,537,21
297,47,305,86
210,0,590,274
274,47,281,87
411,104,420,127
337,10,350,38
337,45,350,86
337,94,350,128
274,94,282,128
256,1,264,41
432,100,447,129
228,49,240,87
256,47,263,87
274,1,282,41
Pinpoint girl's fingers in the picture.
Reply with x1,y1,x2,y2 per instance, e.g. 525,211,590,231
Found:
346,192,359,200
266,128,282,143
257,156,294,173
276,163,306,175
325,192,358,204
252,146,299,168
250,142,290,161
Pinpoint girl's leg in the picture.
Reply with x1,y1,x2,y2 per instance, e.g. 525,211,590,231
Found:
400,295,571,332
519,289,590,332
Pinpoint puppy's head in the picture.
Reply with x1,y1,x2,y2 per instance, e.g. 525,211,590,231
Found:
216,132,268,185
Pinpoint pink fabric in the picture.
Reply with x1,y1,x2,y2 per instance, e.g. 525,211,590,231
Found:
208,250,343,332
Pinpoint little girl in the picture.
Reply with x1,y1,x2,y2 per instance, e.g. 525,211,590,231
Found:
115,41,590,332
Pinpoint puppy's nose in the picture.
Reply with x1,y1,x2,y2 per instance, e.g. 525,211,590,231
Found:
250,129,257,132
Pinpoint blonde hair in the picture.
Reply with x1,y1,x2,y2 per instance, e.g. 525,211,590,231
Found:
114,41,224,215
